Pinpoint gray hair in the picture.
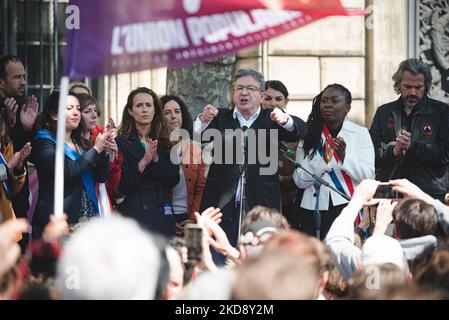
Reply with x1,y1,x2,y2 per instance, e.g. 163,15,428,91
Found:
392,58,432,95
232,68,265,91
57,215,161,300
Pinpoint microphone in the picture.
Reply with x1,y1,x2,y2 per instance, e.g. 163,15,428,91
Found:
241,125,248,147
279,141,295,157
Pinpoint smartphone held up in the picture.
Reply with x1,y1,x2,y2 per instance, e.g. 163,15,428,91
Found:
184,223,203,262
373,182,403,199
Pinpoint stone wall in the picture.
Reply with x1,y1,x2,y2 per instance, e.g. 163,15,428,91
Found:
365,0,407,124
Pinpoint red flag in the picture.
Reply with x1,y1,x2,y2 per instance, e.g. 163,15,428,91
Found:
64,0,357,77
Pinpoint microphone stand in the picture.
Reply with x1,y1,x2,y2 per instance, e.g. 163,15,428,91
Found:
280,146,350,239
237,163,247,238
237,127,248,238
313,181,322,239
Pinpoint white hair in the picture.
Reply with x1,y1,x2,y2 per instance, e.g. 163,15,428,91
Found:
361,235,408,272
57,215,160,300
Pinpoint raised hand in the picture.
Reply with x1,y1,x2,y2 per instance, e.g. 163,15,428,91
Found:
372,199,398,236
194,208,238,262
0,219,29,277
393,129,411,156
150,139,158,163
390,179,434,205
105,128,118,162
200,104,218,123
332,136,346,163
19,142,32,166
8,142,32,170
202,207,222,226
192,210,218,271
106,140,118,163
323,137,333,164
106,117,116,130
93,131,109,154
20,95,39,131
3,97,19,127
138,138,156,172
270,107,289,125
352,179,381,207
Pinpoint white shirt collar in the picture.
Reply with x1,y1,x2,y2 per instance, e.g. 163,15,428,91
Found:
232,106,261,127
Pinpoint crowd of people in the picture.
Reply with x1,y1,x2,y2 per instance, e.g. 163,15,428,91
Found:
1,53,449,300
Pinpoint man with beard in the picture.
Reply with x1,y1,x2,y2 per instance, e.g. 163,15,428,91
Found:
370,58,449,200
0,54,38,249
0,55,38,143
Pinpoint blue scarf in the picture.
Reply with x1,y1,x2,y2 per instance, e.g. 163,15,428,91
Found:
34,130,99,213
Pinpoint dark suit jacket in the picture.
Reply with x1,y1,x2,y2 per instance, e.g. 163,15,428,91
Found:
31,138,108,238
116,132,180,237
199,107,307,221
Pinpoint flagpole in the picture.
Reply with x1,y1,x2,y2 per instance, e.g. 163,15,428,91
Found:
53,76,69,218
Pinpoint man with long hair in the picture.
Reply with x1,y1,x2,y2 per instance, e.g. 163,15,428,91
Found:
369,58,449,201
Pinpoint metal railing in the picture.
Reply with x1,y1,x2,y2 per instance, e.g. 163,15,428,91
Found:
1,0,69,107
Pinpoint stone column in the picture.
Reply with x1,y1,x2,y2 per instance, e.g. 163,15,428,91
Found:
166,55,236,117
365,0,407,125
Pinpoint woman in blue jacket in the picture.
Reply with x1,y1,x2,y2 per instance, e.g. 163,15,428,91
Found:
32,91,110,238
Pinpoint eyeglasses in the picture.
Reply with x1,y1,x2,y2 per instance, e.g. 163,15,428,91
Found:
234,85,261,93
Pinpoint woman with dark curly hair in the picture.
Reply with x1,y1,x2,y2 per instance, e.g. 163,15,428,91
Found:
116,87,179,237
293,84,375,239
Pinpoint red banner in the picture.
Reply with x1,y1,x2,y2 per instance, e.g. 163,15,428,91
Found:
64,0,351,78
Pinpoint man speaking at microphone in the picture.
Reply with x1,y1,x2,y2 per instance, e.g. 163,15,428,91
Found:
370,59,449,201
195,68,307,258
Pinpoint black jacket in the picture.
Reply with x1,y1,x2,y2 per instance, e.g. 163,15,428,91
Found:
199,107,307,221
116,132,180,237
369,96,449,198
31,138,108,238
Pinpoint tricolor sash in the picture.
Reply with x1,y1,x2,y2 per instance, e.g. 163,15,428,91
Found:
34,130,99,213
318,123,361,225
